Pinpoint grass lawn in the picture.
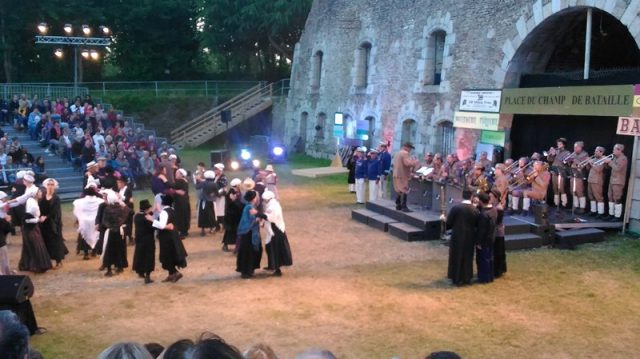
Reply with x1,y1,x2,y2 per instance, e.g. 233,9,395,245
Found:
26,151,640,358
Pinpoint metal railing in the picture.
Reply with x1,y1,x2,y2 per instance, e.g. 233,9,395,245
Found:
1,84,89,100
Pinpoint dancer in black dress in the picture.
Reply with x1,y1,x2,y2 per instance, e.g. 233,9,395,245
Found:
132,200,156,284
152,195,187,283
117,175,134,245
173,168,191,239
101,190,132,277
39,178,68,268
259,190,292,277
18,185,52,273
222,178,243,252
195,170,217,236
236,190,262,279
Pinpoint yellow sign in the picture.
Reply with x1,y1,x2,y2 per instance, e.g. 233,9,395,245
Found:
453,111,499,131
617,117,640,136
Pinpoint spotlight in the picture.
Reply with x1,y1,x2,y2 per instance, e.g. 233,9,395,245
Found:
272,146,284,156
240,149,251,160
90,50,99,60
82,25,91,35
54,49,63,58
100,26,110,35
230,161,240,170
252,159,261,168
64,23,73,34
81,49,89,58
37,22,48,34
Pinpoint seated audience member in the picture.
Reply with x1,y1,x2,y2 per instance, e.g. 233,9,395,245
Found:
144,343,164,359
161,339,195,359
97,342,153,359
0,310,30,359
190,332,243,359
244,343,279,359
295,349,338,359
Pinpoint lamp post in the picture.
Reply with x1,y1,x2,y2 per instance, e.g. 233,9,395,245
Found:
34,23,111,95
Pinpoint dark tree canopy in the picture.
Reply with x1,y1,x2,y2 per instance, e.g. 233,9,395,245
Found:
0,0,311,82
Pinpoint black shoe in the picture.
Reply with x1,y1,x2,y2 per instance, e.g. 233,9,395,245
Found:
144,276,153,284
115,267,123,274
575,208,585,215
241,273,251,279
104,270,113,277
162,274,175,282
588,211,598,217
222,244,229,252
171,272,183,283
83,254,90,260
395,205,402,210
609,216,622,222
522,210,529,217
273,269,282,277
263,266,274,271
401,207,412,213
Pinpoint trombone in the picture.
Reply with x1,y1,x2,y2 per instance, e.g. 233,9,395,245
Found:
561,151,577,164
592,154,614,166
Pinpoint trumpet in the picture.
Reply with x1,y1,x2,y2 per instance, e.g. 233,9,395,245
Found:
543,147,556,157
504,160,518,172
561,151,577,164
512,161,533,175
576,155,597,168
592,154,614,166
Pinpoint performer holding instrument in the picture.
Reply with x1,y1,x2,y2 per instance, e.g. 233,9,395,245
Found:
546,137,571,208
508,157,531,214
568,141,589,214
521,161,551,216
585,146,607,218
492,164,509,208
604,144,628,222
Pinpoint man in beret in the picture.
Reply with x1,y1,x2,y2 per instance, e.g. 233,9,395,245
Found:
392,142,419,212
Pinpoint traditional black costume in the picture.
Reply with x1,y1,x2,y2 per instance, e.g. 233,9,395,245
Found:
446,199,479,286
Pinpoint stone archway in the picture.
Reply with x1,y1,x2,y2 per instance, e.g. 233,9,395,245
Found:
492,0,640,88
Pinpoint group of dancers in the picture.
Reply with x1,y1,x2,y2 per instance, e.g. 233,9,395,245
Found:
73,159,292,283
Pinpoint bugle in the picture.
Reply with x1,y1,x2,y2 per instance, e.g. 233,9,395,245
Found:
561,151,577,164
576,155,597,168
592,154,614,166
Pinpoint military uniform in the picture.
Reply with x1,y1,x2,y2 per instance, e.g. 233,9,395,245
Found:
547,148,570,207
522,168,551,214
587,156,606,216
570,150,589,213
607,152,628,220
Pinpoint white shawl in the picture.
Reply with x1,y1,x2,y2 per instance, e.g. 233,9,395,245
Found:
73,195,104,249
264,199,285,244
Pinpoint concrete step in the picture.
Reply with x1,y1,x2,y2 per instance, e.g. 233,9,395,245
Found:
388,222,427,242
351,208,379,225
504,233,544,251
366,214,398,232
554,228,605,249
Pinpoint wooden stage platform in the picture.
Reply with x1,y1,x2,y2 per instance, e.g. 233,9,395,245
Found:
352,199,618,250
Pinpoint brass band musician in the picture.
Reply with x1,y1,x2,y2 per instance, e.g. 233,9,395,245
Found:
568,141,589,214
587,146,607,218
465,163,485,193
477,151,492,172
521,161,551,216
508,157,532,214
424,153,445,181
546,137,571,208
493,164,509,207
604,144,628,222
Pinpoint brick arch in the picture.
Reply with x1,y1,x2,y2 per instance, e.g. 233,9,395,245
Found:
492,0,636,88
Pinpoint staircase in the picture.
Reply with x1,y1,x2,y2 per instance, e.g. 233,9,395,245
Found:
2,125,84,202
170,82,275,147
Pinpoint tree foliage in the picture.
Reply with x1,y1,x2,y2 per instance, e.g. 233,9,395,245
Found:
0,0,311,83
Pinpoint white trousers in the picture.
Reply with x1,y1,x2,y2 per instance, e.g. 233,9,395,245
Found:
368,180,379,202
0,246,10,275
355,178,366,203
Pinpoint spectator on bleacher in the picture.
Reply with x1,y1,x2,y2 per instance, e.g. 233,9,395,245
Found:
2,157,17,184
72,121,84,142
81,139,96,169
7,94,19,125
0,146,7,166
127,150,141,188
20,151,34,168
70,97,82,115
158,141,170,156
97,143,109,160
84,94,94,107
135,134,147,151
41,98,52,114
0,97,8,125
114,151,133,183
55,98,65,115
17,99,28,130
60,127,73,162
147,135,158,155
32,156,46,183
45,121,62,155
139,151,154,190
93,129,106,151
27,106,42,140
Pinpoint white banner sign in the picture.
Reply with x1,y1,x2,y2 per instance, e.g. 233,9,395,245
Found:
453,111,500,131
459,90,502,113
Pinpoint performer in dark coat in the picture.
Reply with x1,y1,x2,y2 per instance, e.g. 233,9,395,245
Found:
446,190,479,286
18,188,52,273
195,170,217,235
490,188,507,278
347,147,357,193
259,190,292,277
132,199,156,284
39,178,68,268
152,194,187,282
94,200,107,258
476,192,496,284
173,169,191,239
101,190,132,277
9,171,27,228
117,175,134,245
236,190,263,278
212,163,228,231
222,179,243,252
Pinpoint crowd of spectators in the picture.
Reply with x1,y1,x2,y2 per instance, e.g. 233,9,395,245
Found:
0,93,178,189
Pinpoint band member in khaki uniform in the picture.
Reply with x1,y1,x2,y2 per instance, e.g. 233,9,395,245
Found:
522,161,551,216
392,142,419,212
424,153,445,181
604,144,628,222
568,141,589,214
443,154,461,185
587,146,607,217
493,164,509,208
509,157,530,213
465,163,484,193
546,138,571,208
